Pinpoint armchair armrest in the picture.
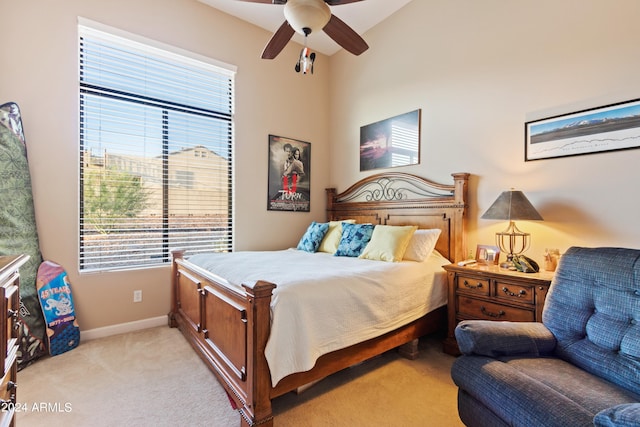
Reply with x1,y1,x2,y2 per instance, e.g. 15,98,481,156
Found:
455,320,556,357
595,403,640,427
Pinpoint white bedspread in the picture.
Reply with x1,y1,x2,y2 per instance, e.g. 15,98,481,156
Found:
187,249,450,386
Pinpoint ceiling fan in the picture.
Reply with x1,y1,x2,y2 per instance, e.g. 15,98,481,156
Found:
237,0,369,59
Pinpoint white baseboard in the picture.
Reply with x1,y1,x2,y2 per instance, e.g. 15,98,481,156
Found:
81,315,167,341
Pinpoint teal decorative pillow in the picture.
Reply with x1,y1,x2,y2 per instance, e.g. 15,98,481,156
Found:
297,222,329,252
335,223,374,257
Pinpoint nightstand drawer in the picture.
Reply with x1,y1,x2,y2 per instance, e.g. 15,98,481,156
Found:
494,281,535,304
457,296,535,322
456,275,490,296
0,354,16,403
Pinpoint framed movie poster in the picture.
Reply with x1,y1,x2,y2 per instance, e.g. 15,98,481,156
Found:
267,135,311,212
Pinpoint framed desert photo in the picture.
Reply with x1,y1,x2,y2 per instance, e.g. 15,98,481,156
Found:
476,244,500,265
525,98,640,161
360,109,421,171
267,135,311,212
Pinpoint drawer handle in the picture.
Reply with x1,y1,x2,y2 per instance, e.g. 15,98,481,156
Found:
7,309,19,323
502,287,527,298
463,280,483,290
480,306,505,318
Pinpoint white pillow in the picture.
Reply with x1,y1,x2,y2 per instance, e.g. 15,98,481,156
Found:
403,229,441,262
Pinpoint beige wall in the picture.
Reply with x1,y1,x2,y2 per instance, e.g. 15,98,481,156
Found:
3,0,640,332
0,0,330,330
328,0,640,263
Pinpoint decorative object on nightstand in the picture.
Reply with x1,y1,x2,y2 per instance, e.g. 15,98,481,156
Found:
543,248,561,272
475,244,500,265
481,189,543,269
442,262,553,355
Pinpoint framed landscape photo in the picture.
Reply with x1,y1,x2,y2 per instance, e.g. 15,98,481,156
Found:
525,98,640,161
360,109,421,171
267,135,311,212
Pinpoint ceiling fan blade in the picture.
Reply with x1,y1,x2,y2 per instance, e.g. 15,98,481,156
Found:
261,20,296,59
323,14,369,56
325,0,364,5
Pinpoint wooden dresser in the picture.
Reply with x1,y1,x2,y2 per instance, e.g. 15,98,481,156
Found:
442,263,553,355
0,255,28,427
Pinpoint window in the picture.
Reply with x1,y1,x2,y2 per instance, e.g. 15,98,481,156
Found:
79,22,235,271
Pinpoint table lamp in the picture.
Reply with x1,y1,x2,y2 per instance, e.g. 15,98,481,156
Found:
481,190,543,268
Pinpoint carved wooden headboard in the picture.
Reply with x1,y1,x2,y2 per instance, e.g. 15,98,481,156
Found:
326,172,469,262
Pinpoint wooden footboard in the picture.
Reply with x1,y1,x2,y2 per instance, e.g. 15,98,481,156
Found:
169,248,276,426
168,172,469,426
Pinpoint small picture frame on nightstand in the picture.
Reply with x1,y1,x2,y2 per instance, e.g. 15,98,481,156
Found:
476,244,500,265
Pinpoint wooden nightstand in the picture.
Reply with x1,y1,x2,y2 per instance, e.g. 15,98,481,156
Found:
442,263,554,355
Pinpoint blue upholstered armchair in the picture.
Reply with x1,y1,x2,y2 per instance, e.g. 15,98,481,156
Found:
451,246,640,427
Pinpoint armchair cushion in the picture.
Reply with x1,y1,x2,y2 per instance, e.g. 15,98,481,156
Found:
594,403,640,427
455,320,556,357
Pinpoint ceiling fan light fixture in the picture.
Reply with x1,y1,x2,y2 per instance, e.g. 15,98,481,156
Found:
284,0,331,36
295,46,316,74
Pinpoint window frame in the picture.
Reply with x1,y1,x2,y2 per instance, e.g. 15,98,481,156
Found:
78,19,236,272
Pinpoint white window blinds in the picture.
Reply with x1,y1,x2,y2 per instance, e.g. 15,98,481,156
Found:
79,23,235,272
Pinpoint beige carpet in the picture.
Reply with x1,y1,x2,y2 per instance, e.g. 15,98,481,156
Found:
16,326,463,426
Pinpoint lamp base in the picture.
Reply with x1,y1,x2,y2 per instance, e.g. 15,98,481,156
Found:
499,253,517,270
500,261,516,270
495,222,531,267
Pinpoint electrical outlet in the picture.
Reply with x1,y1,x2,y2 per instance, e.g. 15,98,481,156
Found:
133,290,142,303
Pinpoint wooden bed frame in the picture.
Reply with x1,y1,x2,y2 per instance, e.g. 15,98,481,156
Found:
168,172,469,426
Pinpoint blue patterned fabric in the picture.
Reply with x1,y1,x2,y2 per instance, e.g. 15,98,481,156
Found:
296,221,329,253
453,356,640,427
452,246,640,427
544,246,640,396
334,223,374,257
595,403,640,427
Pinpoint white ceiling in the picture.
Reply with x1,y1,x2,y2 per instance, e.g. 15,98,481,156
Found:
198,0,413,56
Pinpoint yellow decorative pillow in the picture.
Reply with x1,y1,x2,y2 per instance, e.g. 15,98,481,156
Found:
317,220,356,253
359,225,418,262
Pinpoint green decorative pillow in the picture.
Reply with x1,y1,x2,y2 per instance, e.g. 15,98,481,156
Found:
360,225,418,262
334,223,374,257
296,222,329,252
317,219,356,253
